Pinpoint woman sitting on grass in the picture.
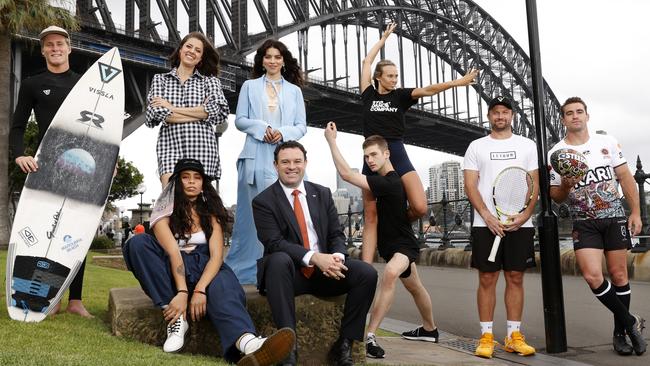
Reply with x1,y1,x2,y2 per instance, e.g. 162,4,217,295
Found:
122,158,294,365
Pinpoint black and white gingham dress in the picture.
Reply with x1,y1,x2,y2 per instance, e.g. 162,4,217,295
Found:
145,68,229,180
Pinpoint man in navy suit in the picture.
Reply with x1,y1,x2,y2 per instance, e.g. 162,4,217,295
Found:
252,141,377,366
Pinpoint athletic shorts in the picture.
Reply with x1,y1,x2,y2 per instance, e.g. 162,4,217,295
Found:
379,243,419,278
471,227,536,272
572,217,632,251
362,139,415,177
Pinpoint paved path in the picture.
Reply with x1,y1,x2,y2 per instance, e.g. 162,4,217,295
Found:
373,263,649,365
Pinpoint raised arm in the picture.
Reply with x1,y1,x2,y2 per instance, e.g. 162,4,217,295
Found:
324,122,370,191
549,176,580,203
361,23,397,93
411,68,478,99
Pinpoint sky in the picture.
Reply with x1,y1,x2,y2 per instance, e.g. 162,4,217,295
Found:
112,0,650,218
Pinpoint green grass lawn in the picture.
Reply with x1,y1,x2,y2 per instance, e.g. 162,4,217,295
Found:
0,250,227,366
1,249,398,365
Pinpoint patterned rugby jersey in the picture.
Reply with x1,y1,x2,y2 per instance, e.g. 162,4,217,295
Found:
548,134,627,220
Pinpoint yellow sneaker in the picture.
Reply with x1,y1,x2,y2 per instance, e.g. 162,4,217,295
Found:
503,331,536,356
475,333,498,358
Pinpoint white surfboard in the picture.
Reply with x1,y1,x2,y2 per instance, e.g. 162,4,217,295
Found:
5,48,124,322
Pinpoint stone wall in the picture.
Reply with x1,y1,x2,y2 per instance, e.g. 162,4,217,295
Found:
108,286,364,364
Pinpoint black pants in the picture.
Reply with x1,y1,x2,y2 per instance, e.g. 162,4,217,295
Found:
262,252,377,341
68,258,86,300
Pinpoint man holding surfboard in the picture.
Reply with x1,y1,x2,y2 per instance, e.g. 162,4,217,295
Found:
9,25,92,318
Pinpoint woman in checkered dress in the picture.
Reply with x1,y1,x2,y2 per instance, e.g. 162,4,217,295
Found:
224,40,307,284
146,32,229,187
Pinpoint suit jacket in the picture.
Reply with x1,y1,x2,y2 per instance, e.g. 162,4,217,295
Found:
234,77,307,184
252,180,347,291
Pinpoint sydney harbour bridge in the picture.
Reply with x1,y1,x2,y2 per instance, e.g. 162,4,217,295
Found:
11,0,565,154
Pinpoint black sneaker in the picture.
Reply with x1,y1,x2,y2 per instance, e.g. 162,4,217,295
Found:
401,326,439,343
366,334,385,358
626,314,647,356
613,332,633,355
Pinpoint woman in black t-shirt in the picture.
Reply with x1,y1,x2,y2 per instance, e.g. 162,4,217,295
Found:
359,23,478,263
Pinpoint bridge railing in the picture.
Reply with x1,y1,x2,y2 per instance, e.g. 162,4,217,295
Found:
337,196,473,250
79,19,174,45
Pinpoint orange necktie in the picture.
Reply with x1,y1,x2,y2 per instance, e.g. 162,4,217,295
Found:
292,190,314,278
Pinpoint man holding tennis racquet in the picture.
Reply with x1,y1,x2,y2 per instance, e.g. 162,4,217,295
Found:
549,97,645,356
463,96,539,358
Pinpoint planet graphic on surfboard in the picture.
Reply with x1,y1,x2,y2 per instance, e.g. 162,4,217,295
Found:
55,148,96,176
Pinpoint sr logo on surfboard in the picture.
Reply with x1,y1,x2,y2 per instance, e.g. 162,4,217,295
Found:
77,110,105,129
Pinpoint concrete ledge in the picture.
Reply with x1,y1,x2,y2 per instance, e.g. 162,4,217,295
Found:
108,286,364,364
347,247,650,281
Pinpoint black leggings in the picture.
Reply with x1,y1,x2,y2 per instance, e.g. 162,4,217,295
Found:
68,258,86,300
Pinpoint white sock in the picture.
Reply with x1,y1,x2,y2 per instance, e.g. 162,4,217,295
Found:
367,332,376,341
480,321,493,335
237,333,266,354
507,320,521,337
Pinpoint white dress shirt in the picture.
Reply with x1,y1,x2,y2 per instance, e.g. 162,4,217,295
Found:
279,181,345,267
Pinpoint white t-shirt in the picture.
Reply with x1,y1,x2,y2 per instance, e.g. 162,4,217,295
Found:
548,134,626,220
463,134,539,227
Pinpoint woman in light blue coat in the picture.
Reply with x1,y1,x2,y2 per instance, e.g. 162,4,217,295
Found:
226,40,307,284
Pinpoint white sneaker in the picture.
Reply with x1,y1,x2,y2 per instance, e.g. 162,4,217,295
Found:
237,328,296,366
163,315,189,353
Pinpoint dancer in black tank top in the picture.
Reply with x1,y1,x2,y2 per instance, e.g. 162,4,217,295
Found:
358,22,478,264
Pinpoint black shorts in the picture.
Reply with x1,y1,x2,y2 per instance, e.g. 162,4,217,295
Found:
471,227,536,272
572,217,632,251
362,139,415,177
379,243,419,278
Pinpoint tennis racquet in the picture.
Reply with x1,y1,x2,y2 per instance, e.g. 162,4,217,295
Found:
487,167,534,262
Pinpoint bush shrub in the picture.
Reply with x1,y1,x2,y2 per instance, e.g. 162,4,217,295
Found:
91,235,115,250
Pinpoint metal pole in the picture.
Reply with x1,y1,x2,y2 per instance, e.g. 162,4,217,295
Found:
347,204,353,247
140,193,143,224
525,0,567,353
632,155,650,251
440,192,449,250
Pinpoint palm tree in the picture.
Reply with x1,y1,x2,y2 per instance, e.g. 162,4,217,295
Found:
0,1,77,247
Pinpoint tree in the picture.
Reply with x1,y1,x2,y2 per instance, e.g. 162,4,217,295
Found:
0,1,77,246
109,157,145,203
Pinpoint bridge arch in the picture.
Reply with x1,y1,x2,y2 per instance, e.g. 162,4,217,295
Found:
233,1,564,142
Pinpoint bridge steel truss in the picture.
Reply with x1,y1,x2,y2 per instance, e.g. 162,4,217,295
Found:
226,0,565,143
12,0,565,154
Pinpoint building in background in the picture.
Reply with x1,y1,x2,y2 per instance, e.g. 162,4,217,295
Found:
428,161,465,203
334,169,363,214
337,169,362,201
